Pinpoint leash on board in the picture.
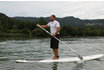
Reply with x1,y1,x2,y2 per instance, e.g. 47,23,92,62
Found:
37,25,83,60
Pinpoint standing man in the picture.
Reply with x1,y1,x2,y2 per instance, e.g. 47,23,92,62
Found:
37,15,60,60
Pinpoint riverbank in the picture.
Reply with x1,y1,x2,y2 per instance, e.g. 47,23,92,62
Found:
1,32,104,38
0,33,25,37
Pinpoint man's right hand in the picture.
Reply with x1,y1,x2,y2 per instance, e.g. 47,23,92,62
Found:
36,24,40,27
36,24,48,28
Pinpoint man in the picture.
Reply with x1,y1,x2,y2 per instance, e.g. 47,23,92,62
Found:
37,15,60,59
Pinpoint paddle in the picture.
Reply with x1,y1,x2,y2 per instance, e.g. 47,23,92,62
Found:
37,24,83,60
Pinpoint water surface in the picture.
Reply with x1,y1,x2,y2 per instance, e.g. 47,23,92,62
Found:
0,37,104,70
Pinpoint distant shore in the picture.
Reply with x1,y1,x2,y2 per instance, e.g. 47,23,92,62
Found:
0,33,25,37
0,33,104,38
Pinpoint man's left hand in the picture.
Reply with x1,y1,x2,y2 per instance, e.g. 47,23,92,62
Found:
52,34,56,37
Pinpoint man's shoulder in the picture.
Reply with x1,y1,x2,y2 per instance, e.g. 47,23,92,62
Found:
49,20,60,24
54,20,60,23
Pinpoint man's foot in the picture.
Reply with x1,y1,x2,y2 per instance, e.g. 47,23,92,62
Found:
52,56,59,60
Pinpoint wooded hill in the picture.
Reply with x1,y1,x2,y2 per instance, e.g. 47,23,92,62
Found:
0,13,104,37
14,16,104,27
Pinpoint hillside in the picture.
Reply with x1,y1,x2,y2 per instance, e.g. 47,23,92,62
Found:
1,12,104,37
14,16,104,27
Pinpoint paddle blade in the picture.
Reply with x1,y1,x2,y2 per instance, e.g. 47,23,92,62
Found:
78,55,83,60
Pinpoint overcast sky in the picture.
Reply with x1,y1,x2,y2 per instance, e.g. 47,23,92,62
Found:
0,1,104,19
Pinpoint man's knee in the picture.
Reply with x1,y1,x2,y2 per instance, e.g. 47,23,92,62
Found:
53,48,58,51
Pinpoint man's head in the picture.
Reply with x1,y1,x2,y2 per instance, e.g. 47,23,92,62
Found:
50,15,56,21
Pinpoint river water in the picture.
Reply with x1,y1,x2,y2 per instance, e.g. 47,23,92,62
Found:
0,37,104,70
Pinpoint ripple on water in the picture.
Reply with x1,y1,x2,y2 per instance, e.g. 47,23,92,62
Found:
0,37,104,70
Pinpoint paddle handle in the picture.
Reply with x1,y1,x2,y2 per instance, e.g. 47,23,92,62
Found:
37,25,83,60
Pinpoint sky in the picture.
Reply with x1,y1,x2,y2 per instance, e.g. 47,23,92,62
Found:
0,1,104,19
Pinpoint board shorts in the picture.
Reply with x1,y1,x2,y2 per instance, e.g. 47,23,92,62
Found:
50,34,60,49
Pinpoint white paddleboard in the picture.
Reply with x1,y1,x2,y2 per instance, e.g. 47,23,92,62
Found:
16,54,103,63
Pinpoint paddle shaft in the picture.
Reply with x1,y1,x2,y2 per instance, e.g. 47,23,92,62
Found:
38,25,83,60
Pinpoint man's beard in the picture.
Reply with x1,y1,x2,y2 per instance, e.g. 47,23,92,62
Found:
50,19,54,21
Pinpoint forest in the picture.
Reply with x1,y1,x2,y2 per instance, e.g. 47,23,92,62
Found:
0,13,104,37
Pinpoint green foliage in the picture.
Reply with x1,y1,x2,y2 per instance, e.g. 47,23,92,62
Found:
0,13,104,37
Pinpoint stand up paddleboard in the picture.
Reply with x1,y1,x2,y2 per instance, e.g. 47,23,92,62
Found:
16,54,103,63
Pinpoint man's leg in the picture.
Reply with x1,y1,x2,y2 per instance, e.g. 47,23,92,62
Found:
53,48,59,59
51,34,60,59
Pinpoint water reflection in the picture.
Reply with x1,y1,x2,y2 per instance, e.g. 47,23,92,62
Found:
52,62,58,70
72,63,84,70
51,62,84,70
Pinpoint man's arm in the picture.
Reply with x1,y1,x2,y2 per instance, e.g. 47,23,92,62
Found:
36,24,48,28
52,27,61,37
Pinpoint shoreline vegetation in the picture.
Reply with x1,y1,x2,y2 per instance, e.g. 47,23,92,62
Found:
0,13,104,37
